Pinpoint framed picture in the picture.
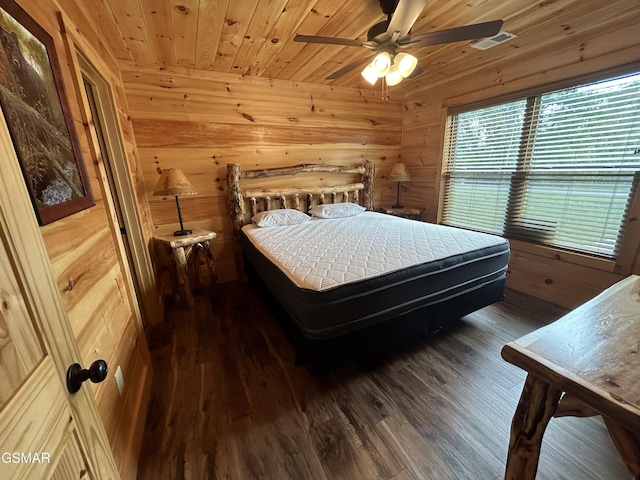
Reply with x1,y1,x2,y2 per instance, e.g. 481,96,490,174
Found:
0,0,93,225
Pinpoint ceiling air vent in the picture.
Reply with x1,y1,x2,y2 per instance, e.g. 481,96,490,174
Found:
471,31,517,50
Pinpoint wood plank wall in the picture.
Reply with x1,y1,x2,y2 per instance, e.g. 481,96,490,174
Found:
121,63,403,283
400,11,640,309
10,1,155,478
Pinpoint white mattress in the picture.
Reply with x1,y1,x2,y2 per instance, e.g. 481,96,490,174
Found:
241,211,508,292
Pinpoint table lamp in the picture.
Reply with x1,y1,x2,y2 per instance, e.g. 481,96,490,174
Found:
153,168,197,236
388,162,411,209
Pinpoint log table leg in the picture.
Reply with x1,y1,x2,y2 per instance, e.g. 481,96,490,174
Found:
197,240,217,286
505,374,563,480
603,418,640,479
173,245,194,308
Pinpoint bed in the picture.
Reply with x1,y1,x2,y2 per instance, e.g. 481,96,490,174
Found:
227,162,509,367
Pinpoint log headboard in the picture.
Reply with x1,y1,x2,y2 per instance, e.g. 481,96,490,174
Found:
226,162,375,233
226,162,375,278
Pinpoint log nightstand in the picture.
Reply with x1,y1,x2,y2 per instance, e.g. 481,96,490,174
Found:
153,229,217,308
379,207,422,221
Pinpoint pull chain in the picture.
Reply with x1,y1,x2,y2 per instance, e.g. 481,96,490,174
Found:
382,77,389,102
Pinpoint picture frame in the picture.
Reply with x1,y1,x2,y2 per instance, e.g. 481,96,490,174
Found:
0,0,93,225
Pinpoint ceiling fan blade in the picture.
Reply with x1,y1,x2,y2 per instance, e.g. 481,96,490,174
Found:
401,20,503,48
386,0,428,38
326,55,374,80
294,34,365,47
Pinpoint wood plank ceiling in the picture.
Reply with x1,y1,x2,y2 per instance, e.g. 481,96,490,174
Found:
77,0,640,95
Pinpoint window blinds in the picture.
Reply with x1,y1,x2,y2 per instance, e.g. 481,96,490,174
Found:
441,73,640,258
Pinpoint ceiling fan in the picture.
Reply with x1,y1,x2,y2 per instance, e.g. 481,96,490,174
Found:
294,0,503,86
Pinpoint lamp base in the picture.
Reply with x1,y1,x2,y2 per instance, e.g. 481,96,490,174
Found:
173,229,192,236
391,204,404,209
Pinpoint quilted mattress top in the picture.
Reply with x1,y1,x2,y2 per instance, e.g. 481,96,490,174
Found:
242,211,508,292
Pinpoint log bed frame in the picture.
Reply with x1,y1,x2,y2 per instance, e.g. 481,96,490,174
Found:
226,162,375,278
225,162,506,368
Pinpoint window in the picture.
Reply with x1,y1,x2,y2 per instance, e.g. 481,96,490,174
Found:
441,72,640,258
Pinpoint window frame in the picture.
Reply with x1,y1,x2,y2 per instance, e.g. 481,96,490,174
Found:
438,62,640,275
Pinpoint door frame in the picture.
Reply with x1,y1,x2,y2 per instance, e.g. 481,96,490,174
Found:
58,12,162,328
0,84,120,479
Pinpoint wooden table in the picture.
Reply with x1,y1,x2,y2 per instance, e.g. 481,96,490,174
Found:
154,229,217,308
502,275,640,480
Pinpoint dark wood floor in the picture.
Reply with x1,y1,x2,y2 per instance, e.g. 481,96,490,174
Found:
137,282,630,480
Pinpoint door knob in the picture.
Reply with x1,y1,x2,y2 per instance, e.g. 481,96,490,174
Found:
66,359,108,393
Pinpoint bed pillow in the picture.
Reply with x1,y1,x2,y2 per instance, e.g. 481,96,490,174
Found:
309,202,366,219
252,209,311,227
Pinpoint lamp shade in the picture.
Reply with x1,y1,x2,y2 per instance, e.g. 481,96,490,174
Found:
361,63,379,85
388,162,411,182
372,51,391,77
385,65,403,86
153,169,197,196
395,52,418,78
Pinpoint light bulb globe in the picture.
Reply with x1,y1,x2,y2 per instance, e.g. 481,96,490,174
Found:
361,64,379,85
372,52,391,77
396,52,418,78
386,65,403,86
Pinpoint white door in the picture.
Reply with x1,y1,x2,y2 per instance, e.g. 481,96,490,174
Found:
0,105,120,478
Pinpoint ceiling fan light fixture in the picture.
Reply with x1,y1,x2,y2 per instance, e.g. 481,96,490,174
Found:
395,52,418,77
297,1,504,86
372,51,391,77
385,65,403,86
361,64,379,85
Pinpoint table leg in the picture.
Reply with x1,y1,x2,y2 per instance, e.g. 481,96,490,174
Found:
173,246,194,308
505,373,563,480
203,241,218,285
603,417,640,479
197,240,217,286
